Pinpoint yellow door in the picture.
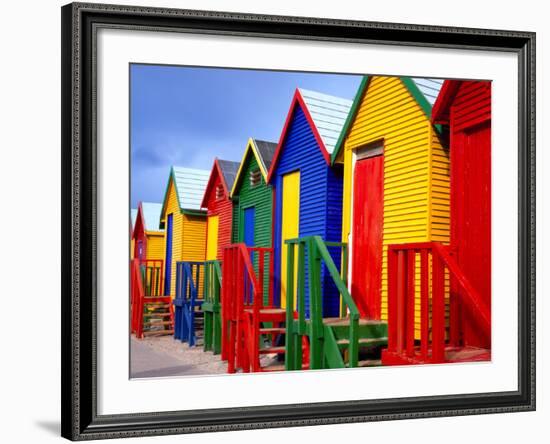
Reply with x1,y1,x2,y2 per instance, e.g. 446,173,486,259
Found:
206,215,219,261
280,171,300,309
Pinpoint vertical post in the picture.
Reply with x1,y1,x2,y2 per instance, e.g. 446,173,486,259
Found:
221,250,231,361
297,241,306,333
341,244,348,318
449,248,460,347
396,250,406,354
309,238,324,370
406,250,416,357
213,262,222,355
420,249,429,359
268,248,274,307
259,251,265,308
387,248,397,353
432,250,445,363
285,241,296,371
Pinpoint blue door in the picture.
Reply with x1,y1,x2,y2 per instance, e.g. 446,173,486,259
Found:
164,213,173,296
243,207,255,246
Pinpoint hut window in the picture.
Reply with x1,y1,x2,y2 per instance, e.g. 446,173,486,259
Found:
215,184,224,200
249,169,261,187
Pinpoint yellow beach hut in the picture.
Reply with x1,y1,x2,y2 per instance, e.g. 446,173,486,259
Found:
160,166,210,297
331,76,447,335
130,208,137,259
131,202,164,262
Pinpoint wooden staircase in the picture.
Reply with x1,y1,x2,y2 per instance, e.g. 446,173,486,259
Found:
222,244,293,373
284,236,388,370
202,260,222,354
381,242,491,366
141,298,174,337
130,259,174,338
173,261,205,346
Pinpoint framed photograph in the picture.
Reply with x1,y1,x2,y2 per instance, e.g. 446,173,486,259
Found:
61,2,536,440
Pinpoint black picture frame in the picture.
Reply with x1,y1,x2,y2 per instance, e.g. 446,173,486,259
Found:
61,2,536,440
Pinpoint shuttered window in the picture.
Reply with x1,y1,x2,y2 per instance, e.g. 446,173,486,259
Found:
215,184,224,200
249,169,261,187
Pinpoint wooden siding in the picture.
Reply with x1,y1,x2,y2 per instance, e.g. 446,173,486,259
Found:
203,170,233,260
272,105,342,317
233,152,273,249
340,76,450,335
451,81,491,132
145,232,164,261
162,180,184,297
448,80,491,348
232,152,274,302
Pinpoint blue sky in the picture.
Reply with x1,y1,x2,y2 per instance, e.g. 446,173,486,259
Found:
130,64,362,208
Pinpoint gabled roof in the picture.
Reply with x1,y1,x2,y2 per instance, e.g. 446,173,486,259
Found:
331,76,444,164
231,138,277,196
254,139,277,173
217,159,240,192
132,202,164,239
140,202,164,232
267,88,352,182
431,79,462,124
200,158,240,208
161,166,210,219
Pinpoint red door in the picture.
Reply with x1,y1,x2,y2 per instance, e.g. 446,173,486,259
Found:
352,155,384,319
452,121,491,348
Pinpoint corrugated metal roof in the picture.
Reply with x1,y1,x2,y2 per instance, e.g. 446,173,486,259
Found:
253,139,277,172
298,89,353,155
217,159,240,192
172,166,210,211
141,202,164,232
131,208,138,229
411,78,444,106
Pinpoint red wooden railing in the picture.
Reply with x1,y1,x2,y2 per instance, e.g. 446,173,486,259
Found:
221,244,274,373
130,259,145,338
384,242,490,364
130,259,169,338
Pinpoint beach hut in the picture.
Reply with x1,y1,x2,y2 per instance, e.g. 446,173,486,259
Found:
331,76,446,330
160,166,209,297
231,138,276,248
131,202,164,262
201,159,240,261
130,208,137,259
431,79,492,350
268,88,352,317
230,138,277,300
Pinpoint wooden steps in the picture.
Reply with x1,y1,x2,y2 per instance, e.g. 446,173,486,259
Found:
382,345,491,365
357,359,382,367
143,329,174,337
259,346,285,354
260,327,286,334
141,299,174,337
336,337,388,347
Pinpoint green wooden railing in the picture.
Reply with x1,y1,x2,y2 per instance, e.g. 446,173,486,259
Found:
284,236,360,370
203,260,222,354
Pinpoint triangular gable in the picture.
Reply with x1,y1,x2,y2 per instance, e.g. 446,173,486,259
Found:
331,76,444,164
132,202,145,240
201,158,233,208
231,138,277,197
160,166,209,220
431,80,462,124
267,88,352,183
132,201,163,239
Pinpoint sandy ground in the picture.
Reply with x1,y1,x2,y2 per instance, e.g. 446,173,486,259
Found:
130,336,227,378
130,335,279,378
